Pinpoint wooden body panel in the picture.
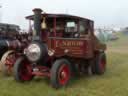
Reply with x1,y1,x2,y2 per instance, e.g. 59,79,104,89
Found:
47,37,94,59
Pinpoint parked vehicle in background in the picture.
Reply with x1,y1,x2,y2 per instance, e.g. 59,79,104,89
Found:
0,23,32,75
0,23,20,59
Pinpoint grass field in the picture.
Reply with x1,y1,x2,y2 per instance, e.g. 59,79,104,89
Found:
0,33,128,96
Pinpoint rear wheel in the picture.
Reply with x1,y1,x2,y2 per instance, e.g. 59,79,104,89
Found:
51,59,72,88
92,52,106,75
13,56,33,82
1,50,16,76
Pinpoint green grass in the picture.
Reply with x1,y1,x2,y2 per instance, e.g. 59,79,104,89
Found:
0,32,128,96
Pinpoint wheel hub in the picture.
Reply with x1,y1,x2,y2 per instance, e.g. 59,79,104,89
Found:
60,71,66,79
58,64,70,85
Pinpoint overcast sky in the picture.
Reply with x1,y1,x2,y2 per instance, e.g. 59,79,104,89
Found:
0,0,128,29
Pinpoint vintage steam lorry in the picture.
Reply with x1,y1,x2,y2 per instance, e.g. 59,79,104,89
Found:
13,8,106,88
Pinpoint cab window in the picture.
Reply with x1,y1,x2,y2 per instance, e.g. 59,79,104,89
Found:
65,21,77,33
79,21,88,35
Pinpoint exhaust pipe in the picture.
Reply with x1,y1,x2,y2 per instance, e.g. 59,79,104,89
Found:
32,8,43,40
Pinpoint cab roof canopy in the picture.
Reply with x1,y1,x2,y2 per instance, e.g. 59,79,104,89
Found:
26,13,93,22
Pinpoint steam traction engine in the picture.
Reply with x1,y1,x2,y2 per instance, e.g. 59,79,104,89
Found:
0,33,31,75
13,8,107,88
0,23,30,75
0,23,20,62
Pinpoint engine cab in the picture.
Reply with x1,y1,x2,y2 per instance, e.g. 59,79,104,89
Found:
26,9,105,59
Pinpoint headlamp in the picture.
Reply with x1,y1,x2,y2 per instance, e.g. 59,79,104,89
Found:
25,44,41,62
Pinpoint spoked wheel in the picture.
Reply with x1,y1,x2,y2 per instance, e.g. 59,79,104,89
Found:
92,52,106,75
1,50,16,76
14,56,33,82
51,59,72,89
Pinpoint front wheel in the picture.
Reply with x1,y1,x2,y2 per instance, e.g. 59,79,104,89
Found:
50,59,72,89
13,56,33,82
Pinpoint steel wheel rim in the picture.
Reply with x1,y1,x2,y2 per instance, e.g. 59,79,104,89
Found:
58,64,70,85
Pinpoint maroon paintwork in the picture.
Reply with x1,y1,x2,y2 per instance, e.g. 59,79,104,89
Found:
26,13,106,59
13,9,107,88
